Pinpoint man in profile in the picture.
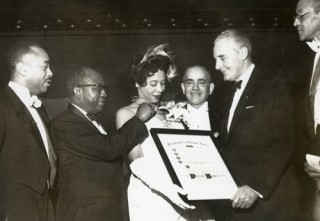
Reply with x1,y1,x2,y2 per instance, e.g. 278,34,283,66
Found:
213,29,299,220
51,67,154,221
0,41,56,221
293,0,320,219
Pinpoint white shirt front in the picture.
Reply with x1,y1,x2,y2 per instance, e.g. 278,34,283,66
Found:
71,103,107,135
186,102,211,131
307,38,320,132
227,64,255,131
8,81,51,157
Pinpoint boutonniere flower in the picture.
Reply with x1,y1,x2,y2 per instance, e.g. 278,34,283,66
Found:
164,101,190,129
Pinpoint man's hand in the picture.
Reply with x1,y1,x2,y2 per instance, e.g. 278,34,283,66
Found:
305,161,320,179
135,103,156,122
231,185,259,209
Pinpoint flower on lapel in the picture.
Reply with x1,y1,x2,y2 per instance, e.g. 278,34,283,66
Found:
164,101,190,129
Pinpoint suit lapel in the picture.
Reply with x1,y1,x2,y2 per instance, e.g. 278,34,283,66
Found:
68,104,103,133
307,61,320,139
5,87,48,155
226,69,261,141
221,88,235,144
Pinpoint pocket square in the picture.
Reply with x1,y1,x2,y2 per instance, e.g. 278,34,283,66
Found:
246,105,255,109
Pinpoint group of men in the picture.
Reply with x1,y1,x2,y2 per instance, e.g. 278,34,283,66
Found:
1,0,320,220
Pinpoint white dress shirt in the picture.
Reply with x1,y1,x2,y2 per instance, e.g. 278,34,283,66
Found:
9,81,52,156
71,103,107,135
225,64,263,198
186,101,211,131
307,38,320,132
227,64,255,131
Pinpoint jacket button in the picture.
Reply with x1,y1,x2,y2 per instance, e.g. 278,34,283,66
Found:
24,147,28,152
36,178,40,183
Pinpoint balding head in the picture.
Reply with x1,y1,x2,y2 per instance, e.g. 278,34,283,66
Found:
181,65,214,109
68,67,108,114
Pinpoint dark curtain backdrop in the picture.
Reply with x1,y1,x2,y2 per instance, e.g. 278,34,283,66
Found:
0,29,311,130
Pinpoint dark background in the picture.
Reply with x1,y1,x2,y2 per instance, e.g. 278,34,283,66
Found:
0,0,312,129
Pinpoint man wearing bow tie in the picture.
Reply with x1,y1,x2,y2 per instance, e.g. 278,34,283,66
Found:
51,67,153,221
0,41,56,221
293,0,320,219
213,29,299,221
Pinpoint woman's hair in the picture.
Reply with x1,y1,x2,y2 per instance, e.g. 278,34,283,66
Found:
128,44,177,86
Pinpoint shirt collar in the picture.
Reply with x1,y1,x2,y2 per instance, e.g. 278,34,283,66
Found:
236,63,255,90
8,81,41,108
307,38,320,53
71,103,90,118
187,101,208,112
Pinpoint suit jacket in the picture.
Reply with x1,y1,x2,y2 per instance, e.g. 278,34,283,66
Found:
220,68,299,221
51,104,148,221
0,86,52,221
304,58,320,154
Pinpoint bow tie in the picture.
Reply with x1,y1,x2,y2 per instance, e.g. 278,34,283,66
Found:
29,95,42,108
307,40,320,53
87,113,101,122
233,80,242,90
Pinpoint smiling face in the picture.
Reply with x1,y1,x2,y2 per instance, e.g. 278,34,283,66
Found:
213,38,245,82
76,68,107,114
137,70,166,105
181,66,214,109
294,0,320,41
22,46,53,95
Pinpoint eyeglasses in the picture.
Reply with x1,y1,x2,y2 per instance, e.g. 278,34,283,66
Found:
293,10,314,21
76,84,108,94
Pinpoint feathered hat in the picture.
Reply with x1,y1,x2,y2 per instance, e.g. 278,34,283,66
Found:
139,44,178,81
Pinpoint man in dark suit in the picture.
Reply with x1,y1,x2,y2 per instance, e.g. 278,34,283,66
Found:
293,0,320,219
0,41,56,221
51,67,153,221
212,29,300,220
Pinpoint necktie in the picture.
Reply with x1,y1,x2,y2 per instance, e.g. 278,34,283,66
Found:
234,80,242,90
29,95,42,108
224,80,242,137
307,40,320,53
87,113,101,124
86,113,107,135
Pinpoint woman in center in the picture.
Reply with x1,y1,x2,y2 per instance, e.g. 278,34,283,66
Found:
116,44,195,221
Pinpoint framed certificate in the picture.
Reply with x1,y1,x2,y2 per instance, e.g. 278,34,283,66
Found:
150,128,238,201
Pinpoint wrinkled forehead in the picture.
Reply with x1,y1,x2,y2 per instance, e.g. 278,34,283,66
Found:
213,38,238,57
82,69,105,85
184,68,210,82
22,47,49,64
296,0,314,13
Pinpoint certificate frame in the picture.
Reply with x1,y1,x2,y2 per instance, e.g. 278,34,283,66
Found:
150,128,238,201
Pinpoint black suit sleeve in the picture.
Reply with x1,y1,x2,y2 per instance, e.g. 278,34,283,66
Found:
52,114,148,161
250,80,295,198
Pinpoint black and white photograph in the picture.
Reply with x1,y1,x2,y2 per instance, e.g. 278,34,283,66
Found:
0,0,318,220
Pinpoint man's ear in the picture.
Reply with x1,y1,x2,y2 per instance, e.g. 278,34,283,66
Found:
73,87,82,99
239,47,249,60
181,83,186,95
135,83,139,88
16,62,28,77
209,83,214,95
